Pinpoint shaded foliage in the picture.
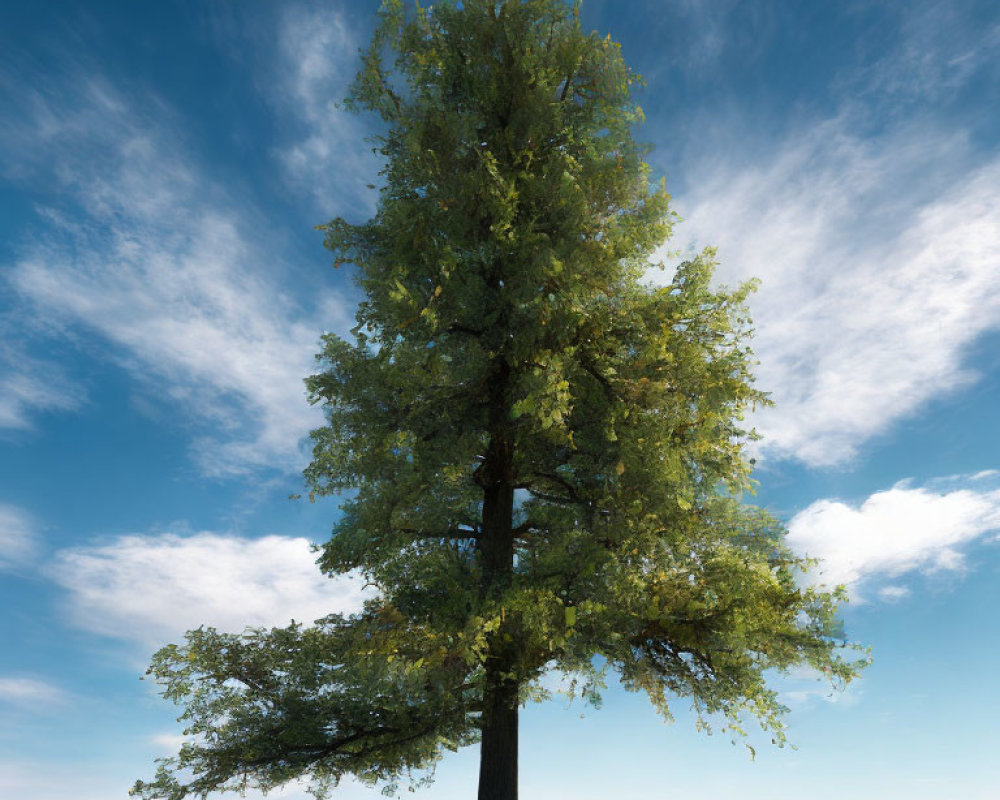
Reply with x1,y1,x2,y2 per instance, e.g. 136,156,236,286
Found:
134,2,865,798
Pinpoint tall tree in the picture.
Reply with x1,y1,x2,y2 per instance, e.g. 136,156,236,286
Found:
133,2,864,799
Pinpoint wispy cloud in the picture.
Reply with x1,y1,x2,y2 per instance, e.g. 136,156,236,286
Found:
149,733,187,754
3,74,352,476
777,666,862,712
664,116,1000,467
877,585,910,603
0,339,83,431
273,5,379,219
0,677,67,708
841,3,1000,105
643,0,1000,469
785,474,1000,598
0,503,40,570
49,531,369,648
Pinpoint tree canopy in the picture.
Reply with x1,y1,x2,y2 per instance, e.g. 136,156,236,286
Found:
133,2,865,799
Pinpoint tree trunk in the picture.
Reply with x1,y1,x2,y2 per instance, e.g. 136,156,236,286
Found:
478,662,518,800
477,358,518,800
477,466,518,800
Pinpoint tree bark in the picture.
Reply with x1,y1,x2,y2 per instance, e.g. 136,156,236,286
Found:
476,359,518,800
478,659,518,800
477,460,518,800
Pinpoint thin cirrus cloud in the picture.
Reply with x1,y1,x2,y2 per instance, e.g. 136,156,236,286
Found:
667,118,1000,468
273,5,380,219
48,531,370,649
3,74,353,477
841,2,1000,104
0,503,40,570
777,666,863,712
0,344,83,431
648,0,1000,469
0,677,67,709
785,473,1000,598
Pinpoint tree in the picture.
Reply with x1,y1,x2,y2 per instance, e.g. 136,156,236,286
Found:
133,2,865,799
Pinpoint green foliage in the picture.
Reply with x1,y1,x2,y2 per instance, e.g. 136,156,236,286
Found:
134,2,866,797
133,618,478,799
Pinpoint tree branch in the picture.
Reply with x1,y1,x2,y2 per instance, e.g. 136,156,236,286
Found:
523,489,582,507
578,356,616,400
446,323,486,337
398,526,480,541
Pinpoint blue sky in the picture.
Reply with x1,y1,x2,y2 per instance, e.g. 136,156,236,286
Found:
1,1,998,797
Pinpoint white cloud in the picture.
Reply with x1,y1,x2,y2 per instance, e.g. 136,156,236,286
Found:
647,2,1000,469
843,4,1000,103
274,6,379,217
4,76,352,476
877,585,910,602
0,677,66,708
970,469,999,481
0,342,83,430
0,371,75,430
149,733,187,754
663,120,1000,467
0,503,40,569
785,477,1000,596
777,666,862,711
49,531,369,648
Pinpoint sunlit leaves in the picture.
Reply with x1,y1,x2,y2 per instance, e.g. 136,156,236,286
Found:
136,2,865,798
